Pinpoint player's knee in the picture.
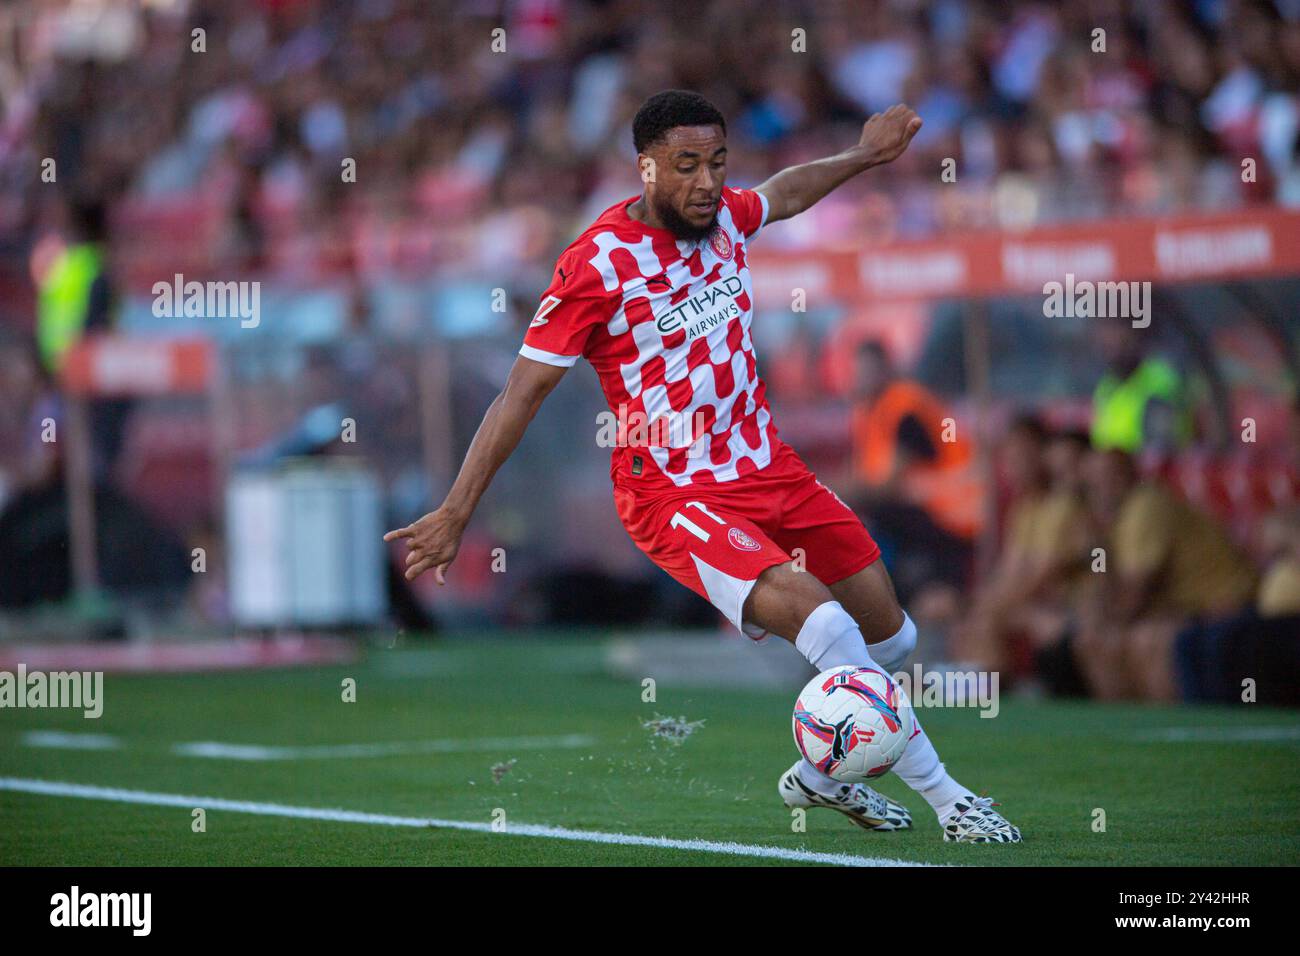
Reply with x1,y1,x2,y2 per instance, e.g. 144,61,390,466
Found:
747,561,835,640
869,612,916,673
763,560,833,605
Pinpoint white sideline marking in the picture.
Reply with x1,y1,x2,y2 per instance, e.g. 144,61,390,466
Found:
21,731,122,751
1134,726,1300,743
170,734,597,761
0,777,929,868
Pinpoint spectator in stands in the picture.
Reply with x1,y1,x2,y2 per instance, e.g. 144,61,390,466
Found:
6,0,1296,304
954,419,1091,683
1090,319,1192,454
1257,506,1300,621
1173,505,1300,707
1075,449,1256,700
848,339,981,602
1031,428,1101,697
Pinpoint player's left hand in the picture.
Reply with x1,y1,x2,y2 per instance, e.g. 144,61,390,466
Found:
858,104,923,166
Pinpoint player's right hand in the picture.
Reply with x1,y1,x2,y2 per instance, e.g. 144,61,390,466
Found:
383,508,463,584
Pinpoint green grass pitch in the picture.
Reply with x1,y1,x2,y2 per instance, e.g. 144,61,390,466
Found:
2,636,1297,866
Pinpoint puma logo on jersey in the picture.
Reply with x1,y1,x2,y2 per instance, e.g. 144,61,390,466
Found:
531,295,562,328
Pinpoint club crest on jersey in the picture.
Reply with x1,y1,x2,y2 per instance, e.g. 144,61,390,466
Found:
728,527,761,552
708,226,733,261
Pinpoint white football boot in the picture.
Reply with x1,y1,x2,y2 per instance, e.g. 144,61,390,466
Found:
778,761,912,831
941,795,1022,843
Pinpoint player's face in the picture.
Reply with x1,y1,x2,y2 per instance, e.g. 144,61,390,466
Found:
641,124,727,240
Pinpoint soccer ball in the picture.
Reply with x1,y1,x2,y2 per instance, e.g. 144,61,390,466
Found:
792,665,915,783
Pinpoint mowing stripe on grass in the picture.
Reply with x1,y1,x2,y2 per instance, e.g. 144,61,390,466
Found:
169,734,597,761
19,732,598,761
0,777,929,868
21,731,122,751
1133,726,1300,743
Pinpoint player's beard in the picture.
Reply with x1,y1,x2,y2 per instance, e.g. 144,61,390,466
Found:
654,194,717,242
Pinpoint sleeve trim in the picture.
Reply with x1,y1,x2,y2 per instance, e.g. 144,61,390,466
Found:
519,343,580,367
755,190,770,234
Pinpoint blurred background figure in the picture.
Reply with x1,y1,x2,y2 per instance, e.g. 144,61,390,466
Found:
35,198,111,377
0,0,1292,706
1090,319,1191,456
1075,449,1257,701
1174,505,1300,708
848,339,981,604
955,419,1092,689
1256,506,1300,622
34,195,133,482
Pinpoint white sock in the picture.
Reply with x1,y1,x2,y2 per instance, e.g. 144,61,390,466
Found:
793,600,875,671
869,612,917,673
892,719,971,822
797,757,847,796
791,601,970,819
793,601,876,794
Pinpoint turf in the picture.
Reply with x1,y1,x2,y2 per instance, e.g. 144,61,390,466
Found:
1,635,1297,866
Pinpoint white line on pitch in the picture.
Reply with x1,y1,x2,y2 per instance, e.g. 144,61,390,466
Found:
0,777,930,868
1133,726,1300,743
169,734,598,761
21,731,122,751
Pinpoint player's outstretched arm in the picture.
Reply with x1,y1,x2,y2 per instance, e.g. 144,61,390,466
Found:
756,104,922,225
383,355,568,583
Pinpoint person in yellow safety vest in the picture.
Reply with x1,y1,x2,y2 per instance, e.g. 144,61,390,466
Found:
1090,320,1192,453
36,200,112,375
35,199,127,482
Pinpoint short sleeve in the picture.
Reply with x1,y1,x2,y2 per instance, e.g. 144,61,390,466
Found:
519,249,608,367
1004,499,1039,558
724,186,770,239
1113,488,1174,577
1037,496,1088,561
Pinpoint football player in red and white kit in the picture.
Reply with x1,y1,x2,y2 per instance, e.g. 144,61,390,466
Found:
387,91,1019,843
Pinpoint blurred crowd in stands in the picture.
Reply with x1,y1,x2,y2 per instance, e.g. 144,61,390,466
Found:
0,0,1297,704
2,0,1300,294
848,322,1300,707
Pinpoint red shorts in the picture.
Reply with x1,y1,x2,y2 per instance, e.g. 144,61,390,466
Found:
613,441,881,636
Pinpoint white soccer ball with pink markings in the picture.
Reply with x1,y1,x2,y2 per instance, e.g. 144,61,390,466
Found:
792,665,915,783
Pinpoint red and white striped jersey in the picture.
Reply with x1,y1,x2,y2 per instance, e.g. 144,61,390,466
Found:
520,186,780,488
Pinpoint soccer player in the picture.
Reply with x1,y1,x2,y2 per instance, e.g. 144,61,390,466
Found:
386,90,1020,843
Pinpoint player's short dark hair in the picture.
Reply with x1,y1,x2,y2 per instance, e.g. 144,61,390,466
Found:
632,90,726,153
